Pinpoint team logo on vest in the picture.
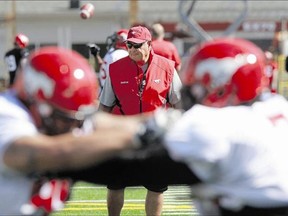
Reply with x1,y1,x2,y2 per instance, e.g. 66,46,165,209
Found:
154,79,161,84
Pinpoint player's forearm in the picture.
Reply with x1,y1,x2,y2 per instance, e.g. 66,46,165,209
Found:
57,150,201,186
3,124,139,174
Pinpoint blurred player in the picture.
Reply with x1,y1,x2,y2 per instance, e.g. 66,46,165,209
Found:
4,33,29,87
64,38,288,216
89,29,129,89
0,46,148,215
264,50,278,93
163,38,288,216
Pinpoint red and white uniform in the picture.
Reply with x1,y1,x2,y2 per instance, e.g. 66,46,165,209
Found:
98,47,128,88
165,93,288,213
0,91,69,215
265,61,278,93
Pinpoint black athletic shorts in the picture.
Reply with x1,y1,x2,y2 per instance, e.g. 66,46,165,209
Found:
55,149,201,188
107,184,168,193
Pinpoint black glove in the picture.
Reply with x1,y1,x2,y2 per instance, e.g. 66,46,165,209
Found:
87,43,100,57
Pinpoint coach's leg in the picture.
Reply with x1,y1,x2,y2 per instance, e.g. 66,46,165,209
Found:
107,188,125,216
145,190,164,216
144,184,167,216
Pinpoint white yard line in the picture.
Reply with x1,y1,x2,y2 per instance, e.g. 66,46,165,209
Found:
68,185,199,215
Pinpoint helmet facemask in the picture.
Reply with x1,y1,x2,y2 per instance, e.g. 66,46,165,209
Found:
35,103,84,135
180,84,206,110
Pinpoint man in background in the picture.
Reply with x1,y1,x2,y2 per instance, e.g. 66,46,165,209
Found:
151,23,182,72
99,25,182,216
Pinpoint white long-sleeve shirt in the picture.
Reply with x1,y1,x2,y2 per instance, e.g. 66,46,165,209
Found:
165,93,288,211
98,48,128,88
0,90,38,214
0,90,72,215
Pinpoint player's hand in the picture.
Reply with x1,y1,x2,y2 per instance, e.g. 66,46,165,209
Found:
87,43,100,57
133,108,183,149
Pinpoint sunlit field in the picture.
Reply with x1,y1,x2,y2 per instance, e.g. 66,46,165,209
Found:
51,182,198,216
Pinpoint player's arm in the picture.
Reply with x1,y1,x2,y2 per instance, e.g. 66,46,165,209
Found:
87,43,103,72
168,69,182,109
175,64,182,73
98,75,116,113
57,148,201,186
56,109,201,186
172,44,182,72
98,103,113,113
3,113,144,174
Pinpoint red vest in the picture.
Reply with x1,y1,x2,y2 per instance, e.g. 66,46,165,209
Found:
110,51,174,115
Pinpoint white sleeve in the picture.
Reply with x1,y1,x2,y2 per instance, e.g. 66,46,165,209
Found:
99,75,117,107
99,53,113,87
111,50,128,62
168,69,182,105
164,106,230,181
0,114,37,171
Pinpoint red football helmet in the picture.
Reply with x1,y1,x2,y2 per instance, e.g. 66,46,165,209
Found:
15,33,29,48
115,29,128,49
181,38,269,109
19,46,99,134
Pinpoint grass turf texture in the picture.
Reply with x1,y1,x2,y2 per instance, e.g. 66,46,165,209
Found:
51,182,148,216
51,182,196,216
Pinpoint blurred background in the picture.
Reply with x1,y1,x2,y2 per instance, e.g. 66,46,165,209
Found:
1,0,288,95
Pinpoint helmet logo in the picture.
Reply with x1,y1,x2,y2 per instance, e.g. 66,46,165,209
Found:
195,54,251,88
24,64,55,99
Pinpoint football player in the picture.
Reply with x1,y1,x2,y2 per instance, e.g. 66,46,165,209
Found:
4,33,30,87
61,38,288,216
0,46,149,215
89,29,129,89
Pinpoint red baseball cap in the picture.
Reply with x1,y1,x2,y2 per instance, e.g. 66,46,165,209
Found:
126,26,152,44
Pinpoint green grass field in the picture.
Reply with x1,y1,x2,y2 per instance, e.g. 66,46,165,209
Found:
51,182,198,216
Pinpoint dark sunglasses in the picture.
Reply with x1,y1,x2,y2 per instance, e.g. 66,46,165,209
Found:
126,42,145,49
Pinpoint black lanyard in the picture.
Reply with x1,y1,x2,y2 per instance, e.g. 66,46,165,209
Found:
137,64,147,96
137,66,147,113
139,72,146,96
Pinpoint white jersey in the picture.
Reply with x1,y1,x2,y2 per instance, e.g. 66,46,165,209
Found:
0,90,92,215
99,47,128,88
0,90,38,214
165,93,288,210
